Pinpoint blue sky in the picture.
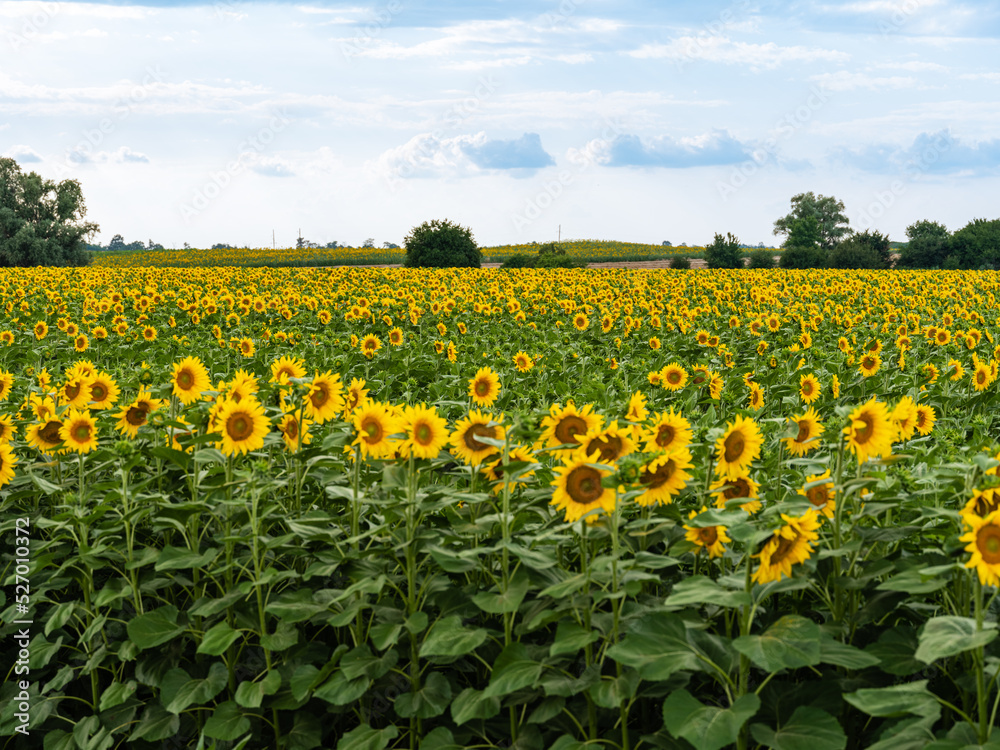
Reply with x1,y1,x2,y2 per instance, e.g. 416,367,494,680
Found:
2,0,999,249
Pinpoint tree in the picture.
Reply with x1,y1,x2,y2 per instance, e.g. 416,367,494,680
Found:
747,248,776,269
778,215,827,269
382,241,400,249
108,234,126,251
896,220,950,268
0,158,96,266
827,229,892,269
325,241,340,249
362,238,375,248
704,232,744,269
404,219,480,269
773,192,850,252
946,218,1000,269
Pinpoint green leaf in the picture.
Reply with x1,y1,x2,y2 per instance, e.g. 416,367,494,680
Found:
419,727,462,750
915,616,998,664
394,672,452,719
98,680,137,712
471,571,530,614
287,712,324,750
818,636,881,670
450,687,501,725
159,662,228,714
197,622,242,656
203,701,251,741
606,613,702,680
843,680,940,718
419,615,487,658
527,696,565,724
750,706,847,750
662,690,761,750
549,620,600,658
590,669,640,710
483,643,543,698
129,704,180,741
127,606,185,650
154,544,219,571
732,615,821,673
663,577,751,610
313,670,369,706
261,619,299,652
336,724,399,750
865,626,924,676
340,645,398,680
235,670,281,708
266,589,329,623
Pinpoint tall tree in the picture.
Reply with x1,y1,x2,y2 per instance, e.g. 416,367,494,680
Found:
898,220,950,268
778,215,827,269
704,232,744,269
949,218,1000,269
0,157,97,266
773,192,850,252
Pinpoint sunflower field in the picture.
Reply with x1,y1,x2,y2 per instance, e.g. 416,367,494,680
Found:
3,266,1000,749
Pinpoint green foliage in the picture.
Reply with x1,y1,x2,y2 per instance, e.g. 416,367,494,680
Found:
827,230,892,269
747,248,776,269
403,218,480,268
773,192,851,252
947,217,1000,269
669,255,692,269
499,242,586,269
704,232,744,269
898,220,950,268
0,157,97,266
779,216,827,268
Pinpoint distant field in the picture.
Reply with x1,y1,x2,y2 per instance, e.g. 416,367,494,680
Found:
90,239,717,268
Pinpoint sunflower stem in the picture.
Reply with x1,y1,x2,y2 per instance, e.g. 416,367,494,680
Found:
975,575,990,743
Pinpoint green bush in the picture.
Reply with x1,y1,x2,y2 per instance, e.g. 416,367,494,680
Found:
669,255,692,269
779,245,827,269
747,249,776,269
827,230,892,269
704,232,744,269
403,219,480,268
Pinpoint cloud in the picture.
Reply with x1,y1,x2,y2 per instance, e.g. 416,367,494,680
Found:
116,146,149,163
811,70,919,91
65,146,149,164
375,131,555,179
569,130,754,169
627,36,849,70
833,129,1000,175
4,144,42,162
251,158,294,177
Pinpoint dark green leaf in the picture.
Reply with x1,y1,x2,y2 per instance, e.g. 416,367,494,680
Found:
750,706,847,750
733,615,821,673
203,701,251,741
127,605,185,650
662,690,760,750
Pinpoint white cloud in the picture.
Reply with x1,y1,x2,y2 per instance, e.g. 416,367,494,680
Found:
372,131,554,180
811,71,919,91
627,36,849,69
4,144,42,162
0,1,150,20
875,60,947,72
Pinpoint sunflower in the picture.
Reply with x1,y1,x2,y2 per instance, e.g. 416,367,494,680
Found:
34,321,48,340
964,488,1000,518
399,403,449,459
643,409,692,454
914,403,936,436
973,362,991,392
647,370,663,387
238,337,255,357
141,326,157,342
215,397,270,456
0,443,16,488
343,378,370,417
388,327,404,346
709,373,724,400
783,408,824,457
859,353,881,378
580,421,635,464
74,334,89,352
513,351,533,373
352,400,403,460
636,448,694,507
572,313,589,331
468,366,501,408
0,414,16,444
27,417,63,454
551,449,616,523
480,445,536,494
751,510,822,584
88,371,120,410
305,371,346,424
684,507,731,558
57,408,98,453
748,383,764,411
649,337,661,350
226,370,260,403
450,410,505,466
0,331,12,345
960,510,1000,586
601,315,614,333
361,334,382,359
270,355,306,386
949,359,966,381
59,374,93,409
172,356,210,405
714,415,763,479
278,412,313,452
799,470,836,519
539,402,603,451
0,370,12,401
660,363,688,391
843,398,894,464
923,363,939,384
891,395,918,441
710,474,761,514
93,326,108,339
114,389,162,439
625,391,648,423
799,373,820,404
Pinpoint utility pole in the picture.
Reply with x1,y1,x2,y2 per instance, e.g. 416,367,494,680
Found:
272,230,275,250
558,224,561,242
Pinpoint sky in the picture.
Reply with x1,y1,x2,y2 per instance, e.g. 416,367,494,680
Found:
2,0,999,249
